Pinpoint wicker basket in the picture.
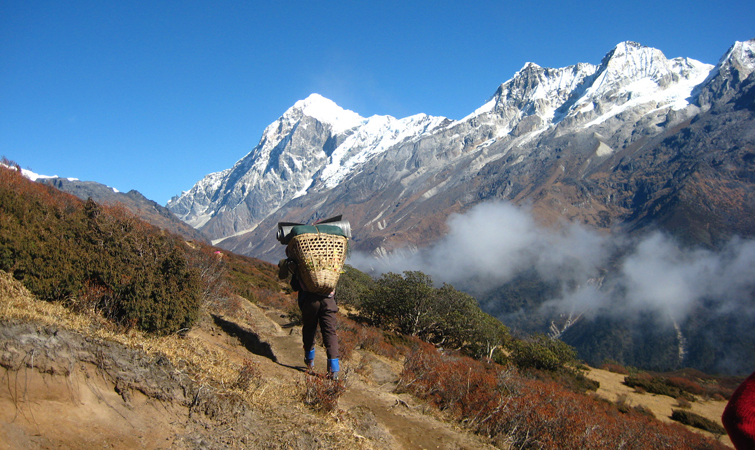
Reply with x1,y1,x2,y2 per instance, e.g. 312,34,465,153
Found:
287,232,348,295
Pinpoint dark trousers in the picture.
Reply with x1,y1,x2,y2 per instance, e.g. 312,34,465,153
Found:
298,291,339,360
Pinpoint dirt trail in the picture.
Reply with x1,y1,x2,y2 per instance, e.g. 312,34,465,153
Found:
249,304,497,450
0,297,494,450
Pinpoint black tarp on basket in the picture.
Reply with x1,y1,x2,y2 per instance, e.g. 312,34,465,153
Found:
276,215,351,244
277,216,351,294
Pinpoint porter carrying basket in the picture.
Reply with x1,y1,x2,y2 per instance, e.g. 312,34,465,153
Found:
287,230,348,295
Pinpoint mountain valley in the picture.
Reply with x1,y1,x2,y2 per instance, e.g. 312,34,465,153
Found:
162,40,755,375
37,39,755,375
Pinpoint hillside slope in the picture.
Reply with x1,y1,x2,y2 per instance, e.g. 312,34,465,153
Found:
585,368,733,448
1,271,735,449
0,271,496,450
1,157,738,448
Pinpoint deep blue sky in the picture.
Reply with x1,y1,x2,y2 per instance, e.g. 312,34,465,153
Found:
2,1,753,204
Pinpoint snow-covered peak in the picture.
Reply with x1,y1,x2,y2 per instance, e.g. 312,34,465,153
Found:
720,39,755,65
20,168,53,181
479,61,598,126
607,41,647,57
717,39,755,79
248,94,365,168
597,41,672,84
292,93,365,134
593,41,711,87
498,62,597,100
478,42,694,121
167,168,230,227
570,42,713,127
173,169,229,200
15,167,80,184
319,113,447,189
460,40,715,134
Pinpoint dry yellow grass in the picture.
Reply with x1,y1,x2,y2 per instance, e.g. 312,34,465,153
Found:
0,270,252,400
586,367,734,448
0,270,371,449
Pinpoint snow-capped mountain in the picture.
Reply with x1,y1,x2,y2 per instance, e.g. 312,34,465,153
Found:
168,39,755,261
167,94,448,241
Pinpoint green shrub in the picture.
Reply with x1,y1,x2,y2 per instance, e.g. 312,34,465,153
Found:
555,368,601,393
632,404,656,418
671,409,726,435
676,397,693,409
335,264,374,307
510,334,578,371
624,375,696,402
360,271,435,335
0,165,201,334
358,271,509,359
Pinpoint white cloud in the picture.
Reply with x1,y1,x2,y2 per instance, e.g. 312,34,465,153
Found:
350,200,755,324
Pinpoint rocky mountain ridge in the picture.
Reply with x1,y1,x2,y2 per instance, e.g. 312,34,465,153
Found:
36,177,209,243
167,40,754,261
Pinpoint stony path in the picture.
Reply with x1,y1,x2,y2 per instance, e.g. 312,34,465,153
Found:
249,304,497,450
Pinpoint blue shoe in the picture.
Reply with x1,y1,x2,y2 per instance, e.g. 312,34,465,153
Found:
304,349,315,372
327,358,340,380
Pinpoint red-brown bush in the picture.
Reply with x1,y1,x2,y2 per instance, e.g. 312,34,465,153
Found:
301,374,345,412
601,362,630,375
253,288,296,312
398,343,728,450
234,359,263,391
667,376,706,396
336,315,403,361
336,315,361,360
